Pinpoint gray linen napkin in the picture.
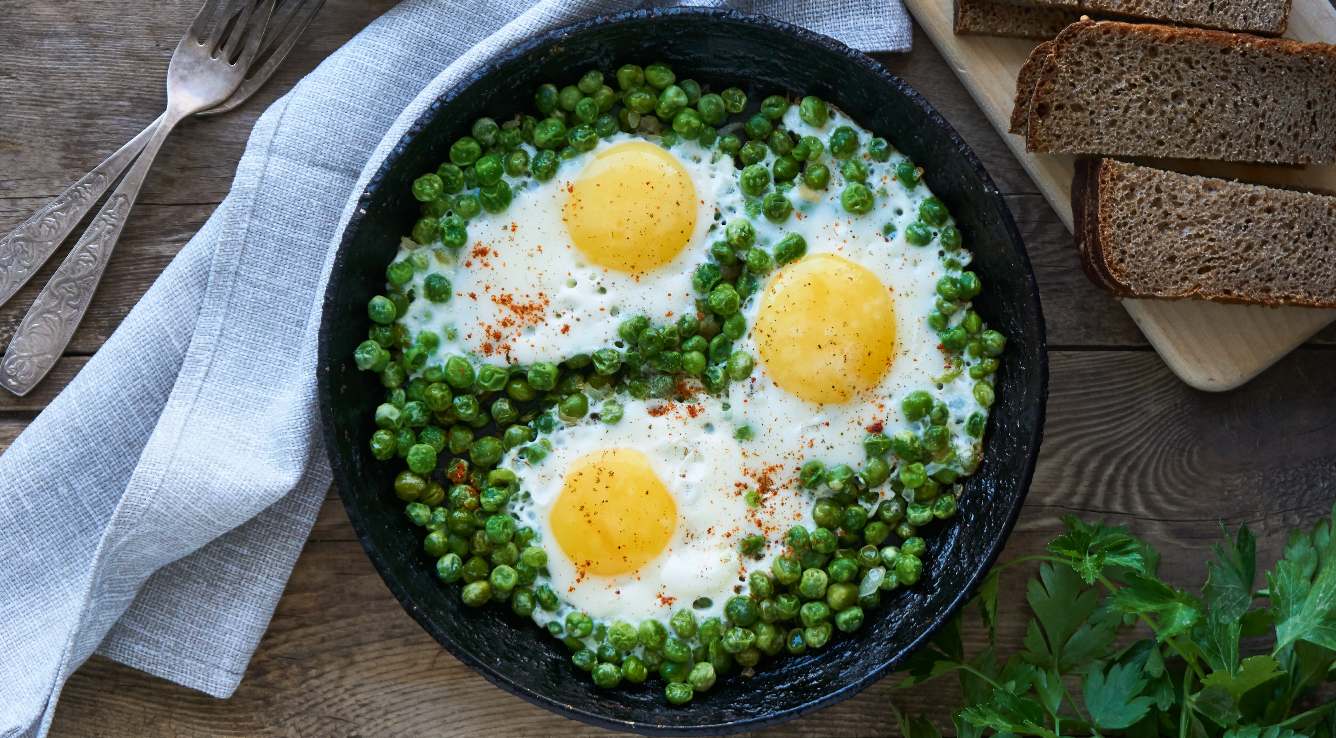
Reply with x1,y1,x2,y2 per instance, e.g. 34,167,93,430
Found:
0,1,910,735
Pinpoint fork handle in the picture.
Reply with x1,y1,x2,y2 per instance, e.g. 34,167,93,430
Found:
0,111,182,397
0,113,166,308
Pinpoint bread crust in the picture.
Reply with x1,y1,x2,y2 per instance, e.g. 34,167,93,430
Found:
1025,20,1336,163
996,0,1291,35
955,0,1077,39
1072,158,1336,308
1010,40,1055,134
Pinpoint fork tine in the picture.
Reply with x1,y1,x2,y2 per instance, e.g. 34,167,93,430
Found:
187,0,231,43
214,0,258,57
194,0,323,116
246,0,323,79
232,0,279,68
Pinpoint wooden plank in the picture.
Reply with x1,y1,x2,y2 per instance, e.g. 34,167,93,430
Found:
45,349,1336,736
904,0,1336,389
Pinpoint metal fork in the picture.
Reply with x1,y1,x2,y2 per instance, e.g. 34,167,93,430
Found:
0,0,324,310
0,0,283,396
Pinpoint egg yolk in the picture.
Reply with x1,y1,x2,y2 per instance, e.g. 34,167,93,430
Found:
753,253,897,404
550,448,678,577
563,141,697,275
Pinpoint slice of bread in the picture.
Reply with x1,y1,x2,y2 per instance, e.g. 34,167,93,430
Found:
1074,158,1336,308
955,0,1079,39
1026,21,1336,165
1009,41,1054,134
1000,0,1291,35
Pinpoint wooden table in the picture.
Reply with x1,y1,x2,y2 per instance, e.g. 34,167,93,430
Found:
3,2,1334,735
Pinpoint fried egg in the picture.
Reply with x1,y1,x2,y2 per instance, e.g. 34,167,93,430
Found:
724,108,987,482
506,397,804,624
398,135,740,365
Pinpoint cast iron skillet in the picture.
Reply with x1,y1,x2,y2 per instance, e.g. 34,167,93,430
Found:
318,7,1047,734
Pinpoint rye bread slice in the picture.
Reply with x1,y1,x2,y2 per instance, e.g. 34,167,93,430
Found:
1010,41,1055,134
955,0,1079,39
999,0,1291,35
1026,21,1336,165
1073,158,1336,308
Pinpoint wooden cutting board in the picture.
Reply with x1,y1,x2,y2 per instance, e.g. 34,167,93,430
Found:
904,0,1336,391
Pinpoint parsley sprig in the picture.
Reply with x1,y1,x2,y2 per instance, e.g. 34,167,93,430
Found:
892,504,1336,737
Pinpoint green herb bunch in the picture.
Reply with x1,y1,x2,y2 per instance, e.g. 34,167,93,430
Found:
893,505,1336,737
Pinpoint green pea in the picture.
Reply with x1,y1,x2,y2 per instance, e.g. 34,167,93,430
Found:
980,330,1006,356
765,554,799,586
725,595,759,627
896,554,923,585
726,351,754,380
826,581,859,611
973,381,996,408
744,113,773,141
664,681,693,705
609,63,641,90
772,155,799,182
451,394,480,423
558,392,588,421
367,295,397,325
448,136,481,166
532,118,567,150
634,620,665,652
712,85,742,113
460,580,491,607
669,108,702,139
726,219,756,251
739,163,770,196
405,444,436,475
803,161,831,190
762,191,792,222
773,233,807,265
720,314,746,342
428,551,462,583
798,568,829,600
721,626,756,654
583,661,620,689
828,556,859,583
919,197,949,226
841,182,874,214
707,284,741,316
798,95,829,127
437,163,466,193
941,326,969,351
828,126,859,159
900,462,927,489
417,273,450,304
739,140,767,165
867,137,892,161
842,505,869,532
356,342,390,373
895,160,921,188
656,85,689,120
412,173,443,203
644,63,675,89
905,221,934,246
800,600,832,627
525,362,558,391
369,429,397,460
842,158,869,183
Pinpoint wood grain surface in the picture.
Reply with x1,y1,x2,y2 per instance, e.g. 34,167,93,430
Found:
905,0,1336,392
1,2,1333,736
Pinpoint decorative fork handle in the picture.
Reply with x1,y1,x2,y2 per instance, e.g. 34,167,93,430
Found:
0,113,165,308
0,112,181,397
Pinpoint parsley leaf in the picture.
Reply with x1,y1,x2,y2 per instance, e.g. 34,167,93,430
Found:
1270,503,1336,652
1048,516,1150,583
1200,655,1284,701
1022,562,1119,671
960,689,1057,737
1112,572,1202,639
1083,661,1154,730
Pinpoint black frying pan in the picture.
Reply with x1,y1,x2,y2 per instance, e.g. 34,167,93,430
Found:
317,8,1048,734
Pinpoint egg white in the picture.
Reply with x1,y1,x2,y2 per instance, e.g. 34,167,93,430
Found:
505,396,804,624
723,108,988,487
398,134,743,366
